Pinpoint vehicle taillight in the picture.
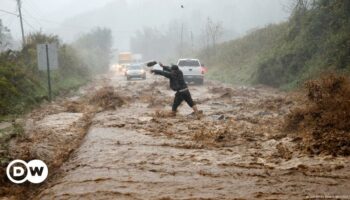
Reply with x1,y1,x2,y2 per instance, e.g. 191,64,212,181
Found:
201,67,207,74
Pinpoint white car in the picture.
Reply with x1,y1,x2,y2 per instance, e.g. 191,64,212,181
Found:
126,64,146,80
177,58,204,85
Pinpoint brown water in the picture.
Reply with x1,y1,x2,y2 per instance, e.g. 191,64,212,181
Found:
34,74,350,200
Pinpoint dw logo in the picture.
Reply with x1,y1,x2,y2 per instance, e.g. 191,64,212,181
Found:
6,159,48,184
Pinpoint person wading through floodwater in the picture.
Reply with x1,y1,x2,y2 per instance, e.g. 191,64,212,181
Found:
148,61,202,118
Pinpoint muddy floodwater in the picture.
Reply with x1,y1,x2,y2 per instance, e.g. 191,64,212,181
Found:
34,74,350,199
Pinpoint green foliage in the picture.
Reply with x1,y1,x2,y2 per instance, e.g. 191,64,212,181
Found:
200,0,350,89
198,23,287,85
0,51,41,114
0,19,12,51
257,0,350,88
0,29,114,116
0,32,93,116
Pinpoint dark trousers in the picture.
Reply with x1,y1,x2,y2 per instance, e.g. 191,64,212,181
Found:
172,90,195,112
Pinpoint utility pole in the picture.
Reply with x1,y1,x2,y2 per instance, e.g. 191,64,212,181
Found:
16,0,25,47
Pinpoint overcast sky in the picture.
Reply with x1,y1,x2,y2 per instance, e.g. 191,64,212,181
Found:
1,0,291,50
1,0,112,39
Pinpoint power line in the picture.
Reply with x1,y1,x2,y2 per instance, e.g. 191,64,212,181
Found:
22,1,46,27
0,9,18,16
22,7,44,29
10,1,136,36
21,1,136,33
23,1,43,15
24,0,45,17
20,1,92,31
22,18,38,32
17,6,90,31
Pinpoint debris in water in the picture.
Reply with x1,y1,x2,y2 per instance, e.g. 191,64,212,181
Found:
89,86,126,110
285,74,350,156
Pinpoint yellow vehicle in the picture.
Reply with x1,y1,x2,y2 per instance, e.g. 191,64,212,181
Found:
116,52,132,73
119,52,132,64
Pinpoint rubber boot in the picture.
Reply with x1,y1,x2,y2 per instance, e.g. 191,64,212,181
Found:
192,105,203,119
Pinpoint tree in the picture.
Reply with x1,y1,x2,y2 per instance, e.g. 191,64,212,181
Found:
130,27,165,60
0,19,13,52
205,18,223,49
130,25,182,61
201,17,224,57
73,27,113,73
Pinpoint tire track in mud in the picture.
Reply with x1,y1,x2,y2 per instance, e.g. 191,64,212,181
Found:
34,75,350,200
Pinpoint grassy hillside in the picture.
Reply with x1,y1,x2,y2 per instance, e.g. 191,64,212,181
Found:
199,0,350,89
198,23,287,85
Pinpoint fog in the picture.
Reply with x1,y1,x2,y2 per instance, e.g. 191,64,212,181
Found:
1,0,291,51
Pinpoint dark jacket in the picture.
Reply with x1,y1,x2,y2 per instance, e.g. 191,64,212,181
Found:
152,66,188,91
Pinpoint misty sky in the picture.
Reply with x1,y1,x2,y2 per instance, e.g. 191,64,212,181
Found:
1,0,291,50
1,0,112,38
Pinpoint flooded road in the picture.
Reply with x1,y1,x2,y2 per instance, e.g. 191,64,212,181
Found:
35,74,350,199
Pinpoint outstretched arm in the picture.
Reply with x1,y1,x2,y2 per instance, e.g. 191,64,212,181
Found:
159,62,171,72
151,69,171,79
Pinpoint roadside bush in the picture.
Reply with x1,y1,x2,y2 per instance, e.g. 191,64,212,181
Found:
0,33,92,116
0,51,42,114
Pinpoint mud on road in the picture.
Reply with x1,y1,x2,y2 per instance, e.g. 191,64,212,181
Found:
30,74,350,199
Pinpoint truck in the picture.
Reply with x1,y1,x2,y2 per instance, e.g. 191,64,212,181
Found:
118,52,143,64
177,58,205,85
116,52,143,74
